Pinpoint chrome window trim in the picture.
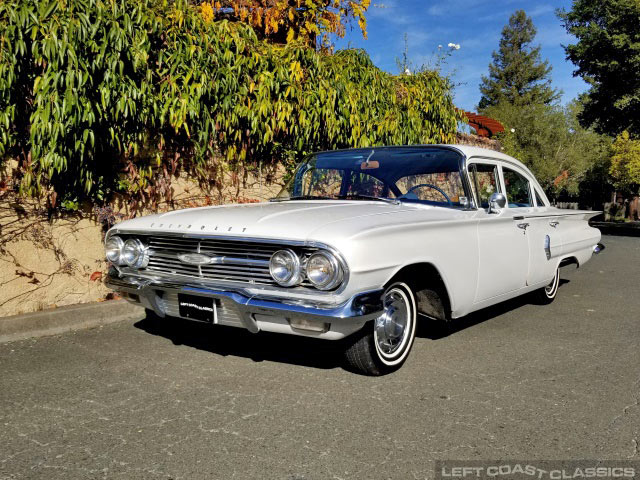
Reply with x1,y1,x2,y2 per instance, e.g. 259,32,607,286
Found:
465,159,502,209
458,153,478,210
533,187,548,207
106,230,351,295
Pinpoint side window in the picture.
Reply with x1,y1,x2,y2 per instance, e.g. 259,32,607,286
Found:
534,189,546,207
503,167,532,207
469,163,500,208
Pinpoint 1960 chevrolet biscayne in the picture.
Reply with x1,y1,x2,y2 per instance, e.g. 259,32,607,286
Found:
105,145,604,375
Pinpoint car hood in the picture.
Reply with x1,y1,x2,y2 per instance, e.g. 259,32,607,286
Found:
111,200,466,243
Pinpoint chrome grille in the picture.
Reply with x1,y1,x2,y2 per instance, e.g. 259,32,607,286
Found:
135,235,313,286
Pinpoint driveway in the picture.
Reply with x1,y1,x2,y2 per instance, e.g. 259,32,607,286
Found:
1,235,638,479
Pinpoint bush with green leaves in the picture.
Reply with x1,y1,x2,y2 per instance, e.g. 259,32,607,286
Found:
0,0,461,209
609,131,640,197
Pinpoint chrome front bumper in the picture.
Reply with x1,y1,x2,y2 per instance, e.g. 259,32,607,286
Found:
106,271,383,340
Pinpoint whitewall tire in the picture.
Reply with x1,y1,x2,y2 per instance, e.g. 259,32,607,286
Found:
533,267,560,304
344,282,417,375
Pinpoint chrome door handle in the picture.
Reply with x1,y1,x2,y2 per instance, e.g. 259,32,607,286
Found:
517,222,530,230
549,221,559,228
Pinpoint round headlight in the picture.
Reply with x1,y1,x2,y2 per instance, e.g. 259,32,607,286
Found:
305,252,343,290
105,236,124,264
122,238,148,268
269,249,302,287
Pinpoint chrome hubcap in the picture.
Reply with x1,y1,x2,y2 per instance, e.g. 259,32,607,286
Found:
374,288,409,356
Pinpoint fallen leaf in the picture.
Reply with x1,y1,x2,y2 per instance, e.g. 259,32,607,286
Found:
90,271,103,282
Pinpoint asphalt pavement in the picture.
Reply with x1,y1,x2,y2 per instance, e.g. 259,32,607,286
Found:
1,235,638,479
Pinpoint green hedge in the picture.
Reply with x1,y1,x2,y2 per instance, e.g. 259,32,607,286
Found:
0,0,461,208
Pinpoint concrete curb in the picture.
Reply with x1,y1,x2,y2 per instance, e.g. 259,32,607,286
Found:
0,300,145,343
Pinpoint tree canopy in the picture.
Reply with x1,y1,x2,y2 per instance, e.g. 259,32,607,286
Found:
609,131,640,196
483,101,610,199
559,0,640,137
478,10,559,109
203,0,371,47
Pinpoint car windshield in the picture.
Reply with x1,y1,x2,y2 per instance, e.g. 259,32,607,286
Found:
275,147,470,209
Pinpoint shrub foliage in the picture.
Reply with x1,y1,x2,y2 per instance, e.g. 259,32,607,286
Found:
0,0,461,208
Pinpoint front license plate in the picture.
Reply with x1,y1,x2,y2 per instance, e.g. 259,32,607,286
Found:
178,294,216,323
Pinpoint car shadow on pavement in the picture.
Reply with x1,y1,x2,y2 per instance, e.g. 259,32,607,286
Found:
417,278,571,340
134,314,345,370
134,278,570,369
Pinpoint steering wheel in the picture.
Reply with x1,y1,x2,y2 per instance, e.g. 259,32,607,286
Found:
404,183,452,205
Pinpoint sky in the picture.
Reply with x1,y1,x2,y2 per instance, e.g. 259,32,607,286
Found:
333,0,588,112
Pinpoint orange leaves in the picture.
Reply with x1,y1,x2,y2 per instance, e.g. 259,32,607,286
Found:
89,271,103,282
211,0,370,46
553,170,569,187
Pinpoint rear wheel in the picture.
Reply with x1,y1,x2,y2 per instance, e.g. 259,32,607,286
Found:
344,282,417,376
533,266,560,304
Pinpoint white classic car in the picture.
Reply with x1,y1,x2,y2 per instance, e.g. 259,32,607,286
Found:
105,145,604,375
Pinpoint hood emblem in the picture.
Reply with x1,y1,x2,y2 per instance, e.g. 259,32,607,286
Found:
178,253,213,265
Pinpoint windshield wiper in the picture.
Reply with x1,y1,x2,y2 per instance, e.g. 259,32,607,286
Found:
270,194,401,205
339,194,401,205
270,195,335,202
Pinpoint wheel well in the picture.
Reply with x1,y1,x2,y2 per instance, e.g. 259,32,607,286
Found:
387,263,452,321
559,256,579,268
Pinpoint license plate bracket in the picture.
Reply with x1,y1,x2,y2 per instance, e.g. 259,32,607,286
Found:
178,294,217,323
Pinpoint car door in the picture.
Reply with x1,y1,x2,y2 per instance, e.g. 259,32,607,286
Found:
524,181,562,286
501,166,558,287
469,161,529,304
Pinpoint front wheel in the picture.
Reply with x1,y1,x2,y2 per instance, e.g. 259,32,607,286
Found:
344,282,417,376
533,267,560,304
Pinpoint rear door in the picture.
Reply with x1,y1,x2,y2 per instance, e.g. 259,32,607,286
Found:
501,166,558,287
469,161,529,303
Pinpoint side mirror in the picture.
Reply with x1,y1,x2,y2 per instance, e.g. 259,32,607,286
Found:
487,192,506,214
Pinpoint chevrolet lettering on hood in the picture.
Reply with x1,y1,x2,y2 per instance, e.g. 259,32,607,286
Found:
104,145,604,376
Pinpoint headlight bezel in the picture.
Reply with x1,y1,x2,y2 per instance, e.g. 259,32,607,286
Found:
121,238,149,269
269,248,345,291
105,235,124,265
269,249,303,287
305,251,343,291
